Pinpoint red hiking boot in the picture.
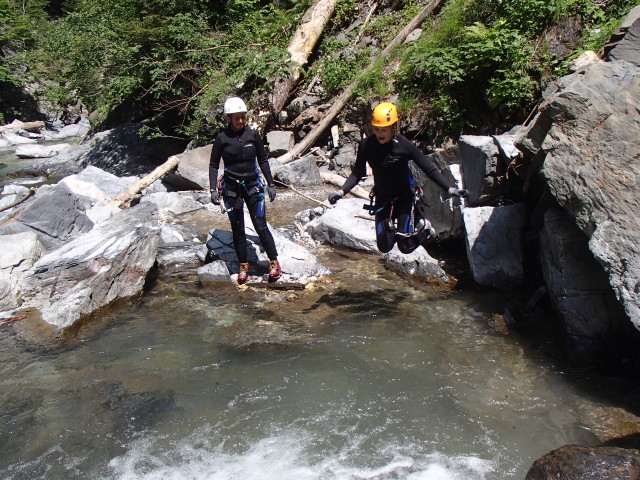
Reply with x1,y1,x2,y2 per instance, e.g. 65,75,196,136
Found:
268,260,281,283
238,263,249,285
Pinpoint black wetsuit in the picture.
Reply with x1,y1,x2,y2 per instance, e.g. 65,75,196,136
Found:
209,126,278,263
341,134,452,254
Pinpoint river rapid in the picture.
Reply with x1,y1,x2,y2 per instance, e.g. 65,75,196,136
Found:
1,150,637,479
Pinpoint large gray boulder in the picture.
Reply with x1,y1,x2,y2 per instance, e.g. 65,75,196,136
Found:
462,204,526,290
17,202,161,332
457,135,504,205
272,155,322,187
15,143,70,159
305,198,377,252
517,60,640,329
172,144,212,190
18,182,94,243
266,130,294,157
59,165,138,203
411,152,464,241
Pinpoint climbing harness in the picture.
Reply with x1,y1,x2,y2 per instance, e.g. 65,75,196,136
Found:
363,186,433,238
219,176,265,214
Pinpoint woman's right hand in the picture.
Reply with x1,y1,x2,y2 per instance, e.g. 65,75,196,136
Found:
210,189,220,205
328,191,343,204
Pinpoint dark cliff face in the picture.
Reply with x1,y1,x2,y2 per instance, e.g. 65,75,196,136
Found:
515,59,640,363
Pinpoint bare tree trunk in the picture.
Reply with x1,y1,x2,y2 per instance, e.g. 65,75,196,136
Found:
0,121,45,133
276,0,445,165
320,171,369,199
270,0,339,117
110,155,181,208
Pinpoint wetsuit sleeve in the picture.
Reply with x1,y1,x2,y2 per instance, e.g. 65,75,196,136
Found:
209,134,223,188
254,130,274,186
340,138,368,194
408,141,452,191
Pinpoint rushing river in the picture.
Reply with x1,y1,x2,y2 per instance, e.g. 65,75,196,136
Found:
0,147,633,479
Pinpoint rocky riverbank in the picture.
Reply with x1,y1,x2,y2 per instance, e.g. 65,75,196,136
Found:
0,12,639,477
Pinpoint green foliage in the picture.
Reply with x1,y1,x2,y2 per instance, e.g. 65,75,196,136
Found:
333,0,359,29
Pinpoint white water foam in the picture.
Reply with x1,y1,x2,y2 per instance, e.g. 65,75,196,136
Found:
108,426,496,480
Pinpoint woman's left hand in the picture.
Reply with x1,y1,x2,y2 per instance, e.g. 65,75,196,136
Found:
268,185,277,202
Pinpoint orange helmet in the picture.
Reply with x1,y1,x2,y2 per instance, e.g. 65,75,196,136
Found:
371,102,398,127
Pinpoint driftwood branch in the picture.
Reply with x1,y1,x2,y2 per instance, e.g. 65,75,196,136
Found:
110,155,181,208
276,0,445,165
0,187,35,212
273,179,334,209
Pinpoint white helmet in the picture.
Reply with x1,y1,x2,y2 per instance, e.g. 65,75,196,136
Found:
223,97,247,114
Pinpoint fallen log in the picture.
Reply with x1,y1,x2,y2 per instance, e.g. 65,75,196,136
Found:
110,155,181,208
0,120,45,134
270,0,339,117
320,171,369,199
276,0,445,165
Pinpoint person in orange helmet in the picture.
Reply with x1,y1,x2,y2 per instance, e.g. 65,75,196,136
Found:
328,102,467,254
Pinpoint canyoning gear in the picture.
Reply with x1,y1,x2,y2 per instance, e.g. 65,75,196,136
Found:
238,263,249,284
220,176,277,264
363,185,433,253
371,102,398,127
268,260,281,283
328,191,343,204
224,97,248,115
268,185,276,202
448,187,469,198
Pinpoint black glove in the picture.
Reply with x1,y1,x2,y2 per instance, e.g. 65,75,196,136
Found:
448,187,469,198
210,189,220,205
328,191,343,204
268,185,276,202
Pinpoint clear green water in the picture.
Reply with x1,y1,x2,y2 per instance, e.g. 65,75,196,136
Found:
0,247,606,480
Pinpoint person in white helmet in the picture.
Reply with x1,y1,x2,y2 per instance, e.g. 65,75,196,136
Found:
209,97,281,284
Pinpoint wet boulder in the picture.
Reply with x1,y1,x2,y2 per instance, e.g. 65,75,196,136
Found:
17,202,161,332
526,444,640,480
383,247,449,284
156,223,207,272
197,260,232,284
